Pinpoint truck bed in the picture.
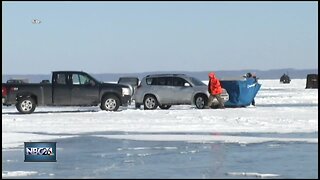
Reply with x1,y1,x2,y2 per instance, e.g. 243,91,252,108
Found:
2,83,53,105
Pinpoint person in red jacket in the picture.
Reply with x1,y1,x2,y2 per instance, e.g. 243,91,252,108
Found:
207,72,225,109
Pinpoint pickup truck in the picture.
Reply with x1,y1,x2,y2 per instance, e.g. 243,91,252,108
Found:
2,71,132,114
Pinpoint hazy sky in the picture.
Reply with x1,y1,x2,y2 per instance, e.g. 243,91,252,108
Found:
2,1,318,74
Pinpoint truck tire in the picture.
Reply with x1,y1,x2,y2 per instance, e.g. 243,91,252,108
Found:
101,95,120,111
16,97,36,114
194,94,207,109
143,95,158,110
159,105,171,109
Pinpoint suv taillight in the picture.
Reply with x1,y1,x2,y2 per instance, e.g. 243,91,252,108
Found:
2,87,7,96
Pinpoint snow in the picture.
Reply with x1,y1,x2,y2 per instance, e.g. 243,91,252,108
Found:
2,171,38,177
226,172,280,178
2,79,318,149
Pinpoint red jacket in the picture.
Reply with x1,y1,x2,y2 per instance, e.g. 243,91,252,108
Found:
208,72,222,95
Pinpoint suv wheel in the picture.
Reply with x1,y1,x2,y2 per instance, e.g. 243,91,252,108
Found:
101,95,120,111
159,105,171,109
195,95,207,109
143,95,158,110
16,97,36,114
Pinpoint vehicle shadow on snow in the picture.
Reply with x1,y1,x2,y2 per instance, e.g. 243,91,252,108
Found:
2,109,101,115
13,130,220,136
257,103,318,108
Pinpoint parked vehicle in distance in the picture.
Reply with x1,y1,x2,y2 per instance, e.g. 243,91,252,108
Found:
40,80,50,84
6,79,29,84
306,74,318,89
280,73,291,84
133,74,229,110
2,71,132,114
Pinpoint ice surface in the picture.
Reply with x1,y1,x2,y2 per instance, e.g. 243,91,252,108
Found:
2,171,38,177
2,79,318,149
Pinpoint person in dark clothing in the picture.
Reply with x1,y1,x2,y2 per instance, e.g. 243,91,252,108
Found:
245,72,253,78
245,72,257,106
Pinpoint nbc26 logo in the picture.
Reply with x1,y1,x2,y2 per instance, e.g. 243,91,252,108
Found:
24,142,56,162
25,147,54,156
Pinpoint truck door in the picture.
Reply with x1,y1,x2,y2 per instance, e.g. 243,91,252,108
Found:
70,72,99,105
52,72,71,105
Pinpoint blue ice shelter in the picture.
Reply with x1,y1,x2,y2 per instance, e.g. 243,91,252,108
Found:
220,78,261,107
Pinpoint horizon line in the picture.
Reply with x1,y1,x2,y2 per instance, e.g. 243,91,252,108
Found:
2,68,318,76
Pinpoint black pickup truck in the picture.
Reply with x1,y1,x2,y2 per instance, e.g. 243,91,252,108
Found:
2,71,132,114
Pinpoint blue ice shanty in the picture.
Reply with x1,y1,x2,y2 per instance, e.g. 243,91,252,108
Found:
220,78,261,107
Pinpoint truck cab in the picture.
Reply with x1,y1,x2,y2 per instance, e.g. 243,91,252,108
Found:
52,71,100,106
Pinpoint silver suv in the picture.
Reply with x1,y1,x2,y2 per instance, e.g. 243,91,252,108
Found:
133,74,229,110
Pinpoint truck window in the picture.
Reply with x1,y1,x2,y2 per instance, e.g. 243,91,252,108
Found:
56,74,67,85
72,74,80,85
72,74,92,85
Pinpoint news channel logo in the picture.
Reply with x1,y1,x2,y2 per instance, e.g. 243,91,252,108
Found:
24,142,56,162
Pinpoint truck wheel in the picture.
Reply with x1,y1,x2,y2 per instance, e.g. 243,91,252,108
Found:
143,95,158,110
101,95,120,111
16,97,36,114
194,95,207,109
159,105,171,109
100,104,106,110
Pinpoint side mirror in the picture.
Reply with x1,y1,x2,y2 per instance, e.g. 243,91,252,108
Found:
184,83,191,87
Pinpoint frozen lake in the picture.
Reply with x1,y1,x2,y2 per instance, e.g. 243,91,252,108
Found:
2,79,318,178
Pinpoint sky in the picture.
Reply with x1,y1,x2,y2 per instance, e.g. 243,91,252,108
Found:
2,1,318,75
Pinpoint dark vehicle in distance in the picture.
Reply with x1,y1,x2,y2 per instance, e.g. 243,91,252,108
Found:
40,80,50,84
7,79,29,84
2,71,132,114
280,73,291,84
306,74,318,89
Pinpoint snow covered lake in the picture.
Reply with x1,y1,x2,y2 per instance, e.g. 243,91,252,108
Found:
2,79,318,178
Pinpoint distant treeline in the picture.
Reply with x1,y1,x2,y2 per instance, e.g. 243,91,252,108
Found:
2,68,318,83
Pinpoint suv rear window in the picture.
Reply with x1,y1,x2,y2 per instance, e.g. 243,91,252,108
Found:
146,77,153,85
